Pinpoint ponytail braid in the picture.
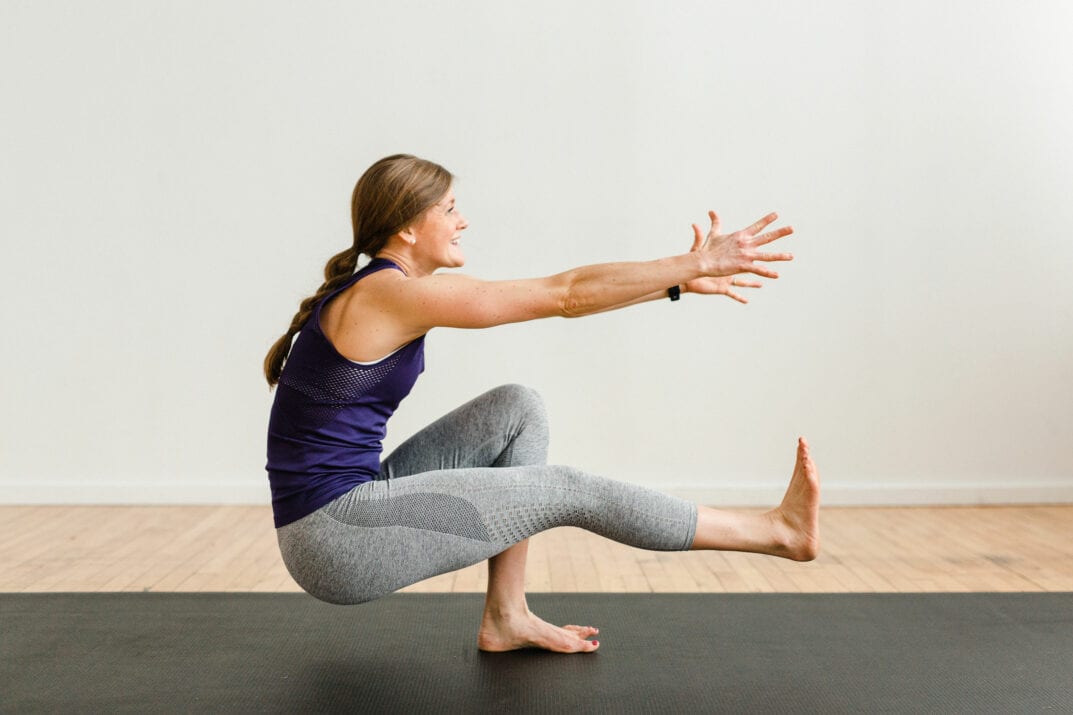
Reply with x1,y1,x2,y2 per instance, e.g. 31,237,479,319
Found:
263,246,358,387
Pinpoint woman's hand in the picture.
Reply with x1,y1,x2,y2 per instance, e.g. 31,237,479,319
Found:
692,210,794,283
683,220,766,303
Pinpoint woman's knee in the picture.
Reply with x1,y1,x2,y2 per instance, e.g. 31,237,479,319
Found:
488,383,548,426
489,382,543,409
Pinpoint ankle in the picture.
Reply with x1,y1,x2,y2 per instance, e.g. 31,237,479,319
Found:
481,598,531,622
765,507,819,561
762,509,790,550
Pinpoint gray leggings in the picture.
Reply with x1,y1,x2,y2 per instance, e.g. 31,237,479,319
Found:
277,384,698,604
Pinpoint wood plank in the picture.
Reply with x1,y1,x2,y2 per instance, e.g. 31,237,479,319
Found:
2,505,1072,593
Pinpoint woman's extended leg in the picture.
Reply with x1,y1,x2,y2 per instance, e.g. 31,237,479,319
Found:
277,450,818,637
277,461,697,603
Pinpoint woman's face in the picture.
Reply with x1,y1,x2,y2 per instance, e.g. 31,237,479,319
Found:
409,188,469,270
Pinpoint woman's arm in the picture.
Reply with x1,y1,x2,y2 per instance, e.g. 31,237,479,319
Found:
377,253,699,332
381,210,793,332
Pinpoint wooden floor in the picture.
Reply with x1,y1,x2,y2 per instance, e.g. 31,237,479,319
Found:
1,505,1071,593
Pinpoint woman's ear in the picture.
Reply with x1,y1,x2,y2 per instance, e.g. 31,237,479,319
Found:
399,226,417,245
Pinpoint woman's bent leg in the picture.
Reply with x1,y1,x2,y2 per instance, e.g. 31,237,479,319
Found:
378,384,584,648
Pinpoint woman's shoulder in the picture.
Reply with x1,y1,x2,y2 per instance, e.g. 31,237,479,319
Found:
320,270,421,363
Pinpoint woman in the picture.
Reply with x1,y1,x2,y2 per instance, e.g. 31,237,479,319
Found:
264,154,819,654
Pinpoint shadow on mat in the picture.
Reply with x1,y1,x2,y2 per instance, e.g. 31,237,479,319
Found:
292,648,610,711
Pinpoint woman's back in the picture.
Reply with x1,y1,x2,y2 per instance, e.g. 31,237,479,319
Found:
266,258,426,528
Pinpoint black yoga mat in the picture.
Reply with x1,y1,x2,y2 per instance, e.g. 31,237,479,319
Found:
2,592,1070,713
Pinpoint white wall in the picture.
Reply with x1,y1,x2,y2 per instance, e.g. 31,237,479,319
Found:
2,1,1071,505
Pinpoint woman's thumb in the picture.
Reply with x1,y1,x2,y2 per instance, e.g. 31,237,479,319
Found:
691,223,704,251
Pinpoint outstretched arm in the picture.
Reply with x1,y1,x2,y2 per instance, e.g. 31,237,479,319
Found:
382,211,794,332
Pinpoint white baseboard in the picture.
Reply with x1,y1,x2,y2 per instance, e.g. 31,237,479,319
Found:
1,481,1071,506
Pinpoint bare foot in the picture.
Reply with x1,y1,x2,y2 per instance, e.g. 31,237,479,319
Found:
766,437,821,561
478,609,600,653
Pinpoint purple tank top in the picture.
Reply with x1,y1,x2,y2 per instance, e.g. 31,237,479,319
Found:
266,258,425,528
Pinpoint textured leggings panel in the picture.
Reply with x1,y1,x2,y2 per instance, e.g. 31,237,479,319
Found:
275,385,698,605
322,491,493,542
